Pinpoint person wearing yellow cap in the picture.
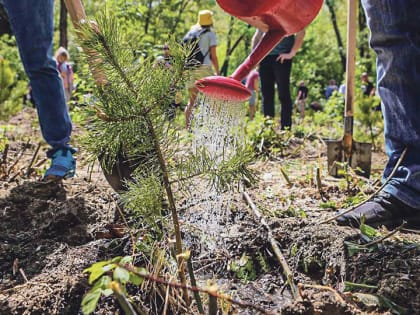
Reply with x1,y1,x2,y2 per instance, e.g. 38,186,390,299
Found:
184,9,219,128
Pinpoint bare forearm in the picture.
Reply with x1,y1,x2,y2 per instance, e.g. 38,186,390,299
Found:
290,29,305,56
251,29,263,50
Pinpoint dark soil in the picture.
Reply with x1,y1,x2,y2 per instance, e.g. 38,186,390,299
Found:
0,108,419,315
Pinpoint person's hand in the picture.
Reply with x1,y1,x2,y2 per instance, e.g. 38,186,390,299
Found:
276,52,295,63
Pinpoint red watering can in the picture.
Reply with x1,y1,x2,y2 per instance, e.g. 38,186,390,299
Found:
196,0,323,101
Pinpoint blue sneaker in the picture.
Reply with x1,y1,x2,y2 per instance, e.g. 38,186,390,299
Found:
44,148,76,180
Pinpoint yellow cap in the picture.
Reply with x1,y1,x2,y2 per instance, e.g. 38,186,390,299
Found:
198,10,213,26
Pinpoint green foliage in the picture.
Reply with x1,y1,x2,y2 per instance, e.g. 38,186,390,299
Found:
245,113,292,156
78,11,187,169
0,35,26,79
354,91,383,146
121,174,164,230
175,144,256,193
0,133,8,152
82,256,147,315
359,222,382,240
230,253,257,283
319,201,337,210
0,35,27,120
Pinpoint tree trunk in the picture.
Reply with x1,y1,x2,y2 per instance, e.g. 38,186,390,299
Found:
325,0,346,74
144,0,153,35
59,0,68,48
170,0,192,35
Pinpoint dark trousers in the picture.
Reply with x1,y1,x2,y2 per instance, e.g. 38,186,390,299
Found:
259,55,293,129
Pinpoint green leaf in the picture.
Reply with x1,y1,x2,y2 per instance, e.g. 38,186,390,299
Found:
81,289,101,315
129,272,144,285
344,241,369,257
92,275,111,291
102,288,113,297
83,260,110,274
88,267,106,285
111,256,123,263
114,266,130,284
360,222,381,239
120,256,133,265
102,263,117,272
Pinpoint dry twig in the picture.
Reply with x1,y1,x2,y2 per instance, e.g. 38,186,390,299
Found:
242,191,299,300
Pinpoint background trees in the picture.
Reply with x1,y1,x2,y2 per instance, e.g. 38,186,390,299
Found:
0,0,377,118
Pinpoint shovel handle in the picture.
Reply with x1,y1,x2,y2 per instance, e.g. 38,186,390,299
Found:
63,0,87,25
343,0,358,153
344,0,357,122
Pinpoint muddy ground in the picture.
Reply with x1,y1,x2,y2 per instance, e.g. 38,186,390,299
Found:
0,107,419,315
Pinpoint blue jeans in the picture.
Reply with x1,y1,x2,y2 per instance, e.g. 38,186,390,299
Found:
362,0,420,208
3,0,73,153
259,55,293,129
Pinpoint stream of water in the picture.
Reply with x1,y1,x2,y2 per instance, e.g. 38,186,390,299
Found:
187,94,246,249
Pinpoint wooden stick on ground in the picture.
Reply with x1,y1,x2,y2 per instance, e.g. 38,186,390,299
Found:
242,191,299,300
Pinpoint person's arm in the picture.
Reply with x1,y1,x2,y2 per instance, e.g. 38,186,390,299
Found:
251,29,264,50
370,84,376,97
210,46,219,75
276,29,306,63
60,65,69,89
254,78,259,92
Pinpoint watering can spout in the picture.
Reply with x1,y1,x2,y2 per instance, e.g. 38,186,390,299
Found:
231,29,285,82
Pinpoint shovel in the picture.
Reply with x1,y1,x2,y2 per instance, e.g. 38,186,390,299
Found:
326,0,372,178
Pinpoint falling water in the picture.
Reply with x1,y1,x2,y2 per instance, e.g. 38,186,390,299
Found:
186,94,246,249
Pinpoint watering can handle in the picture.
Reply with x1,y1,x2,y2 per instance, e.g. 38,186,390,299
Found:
342,0,358,157
231,29,286,82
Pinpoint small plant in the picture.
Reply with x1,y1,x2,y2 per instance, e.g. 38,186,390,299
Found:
81,256,146,315
245,113,294,157
229,253,257,283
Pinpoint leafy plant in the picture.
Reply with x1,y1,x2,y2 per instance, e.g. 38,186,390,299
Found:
229,254,257,283
81,256,146,315
0,41,27,120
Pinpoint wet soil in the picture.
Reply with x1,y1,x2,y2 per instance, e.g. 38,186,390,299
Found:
0,108,419,315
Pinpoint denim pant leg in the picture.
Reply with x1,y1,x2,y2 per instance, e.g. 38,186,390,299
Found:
274,59,292,129
362,0,420,208
259,56,276,118
3,0,73,152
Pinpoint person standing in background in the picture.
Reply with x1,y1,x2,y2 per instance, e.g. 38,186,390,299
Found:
361,72,375,97
184,10,219,128
245,68,259,120
296,80,308,120
251,28,305,130
55,47,74,104
325,79,338,100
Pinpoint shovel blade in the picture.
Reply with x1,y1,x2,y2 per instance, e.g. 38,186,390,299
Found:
326,139,372,178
